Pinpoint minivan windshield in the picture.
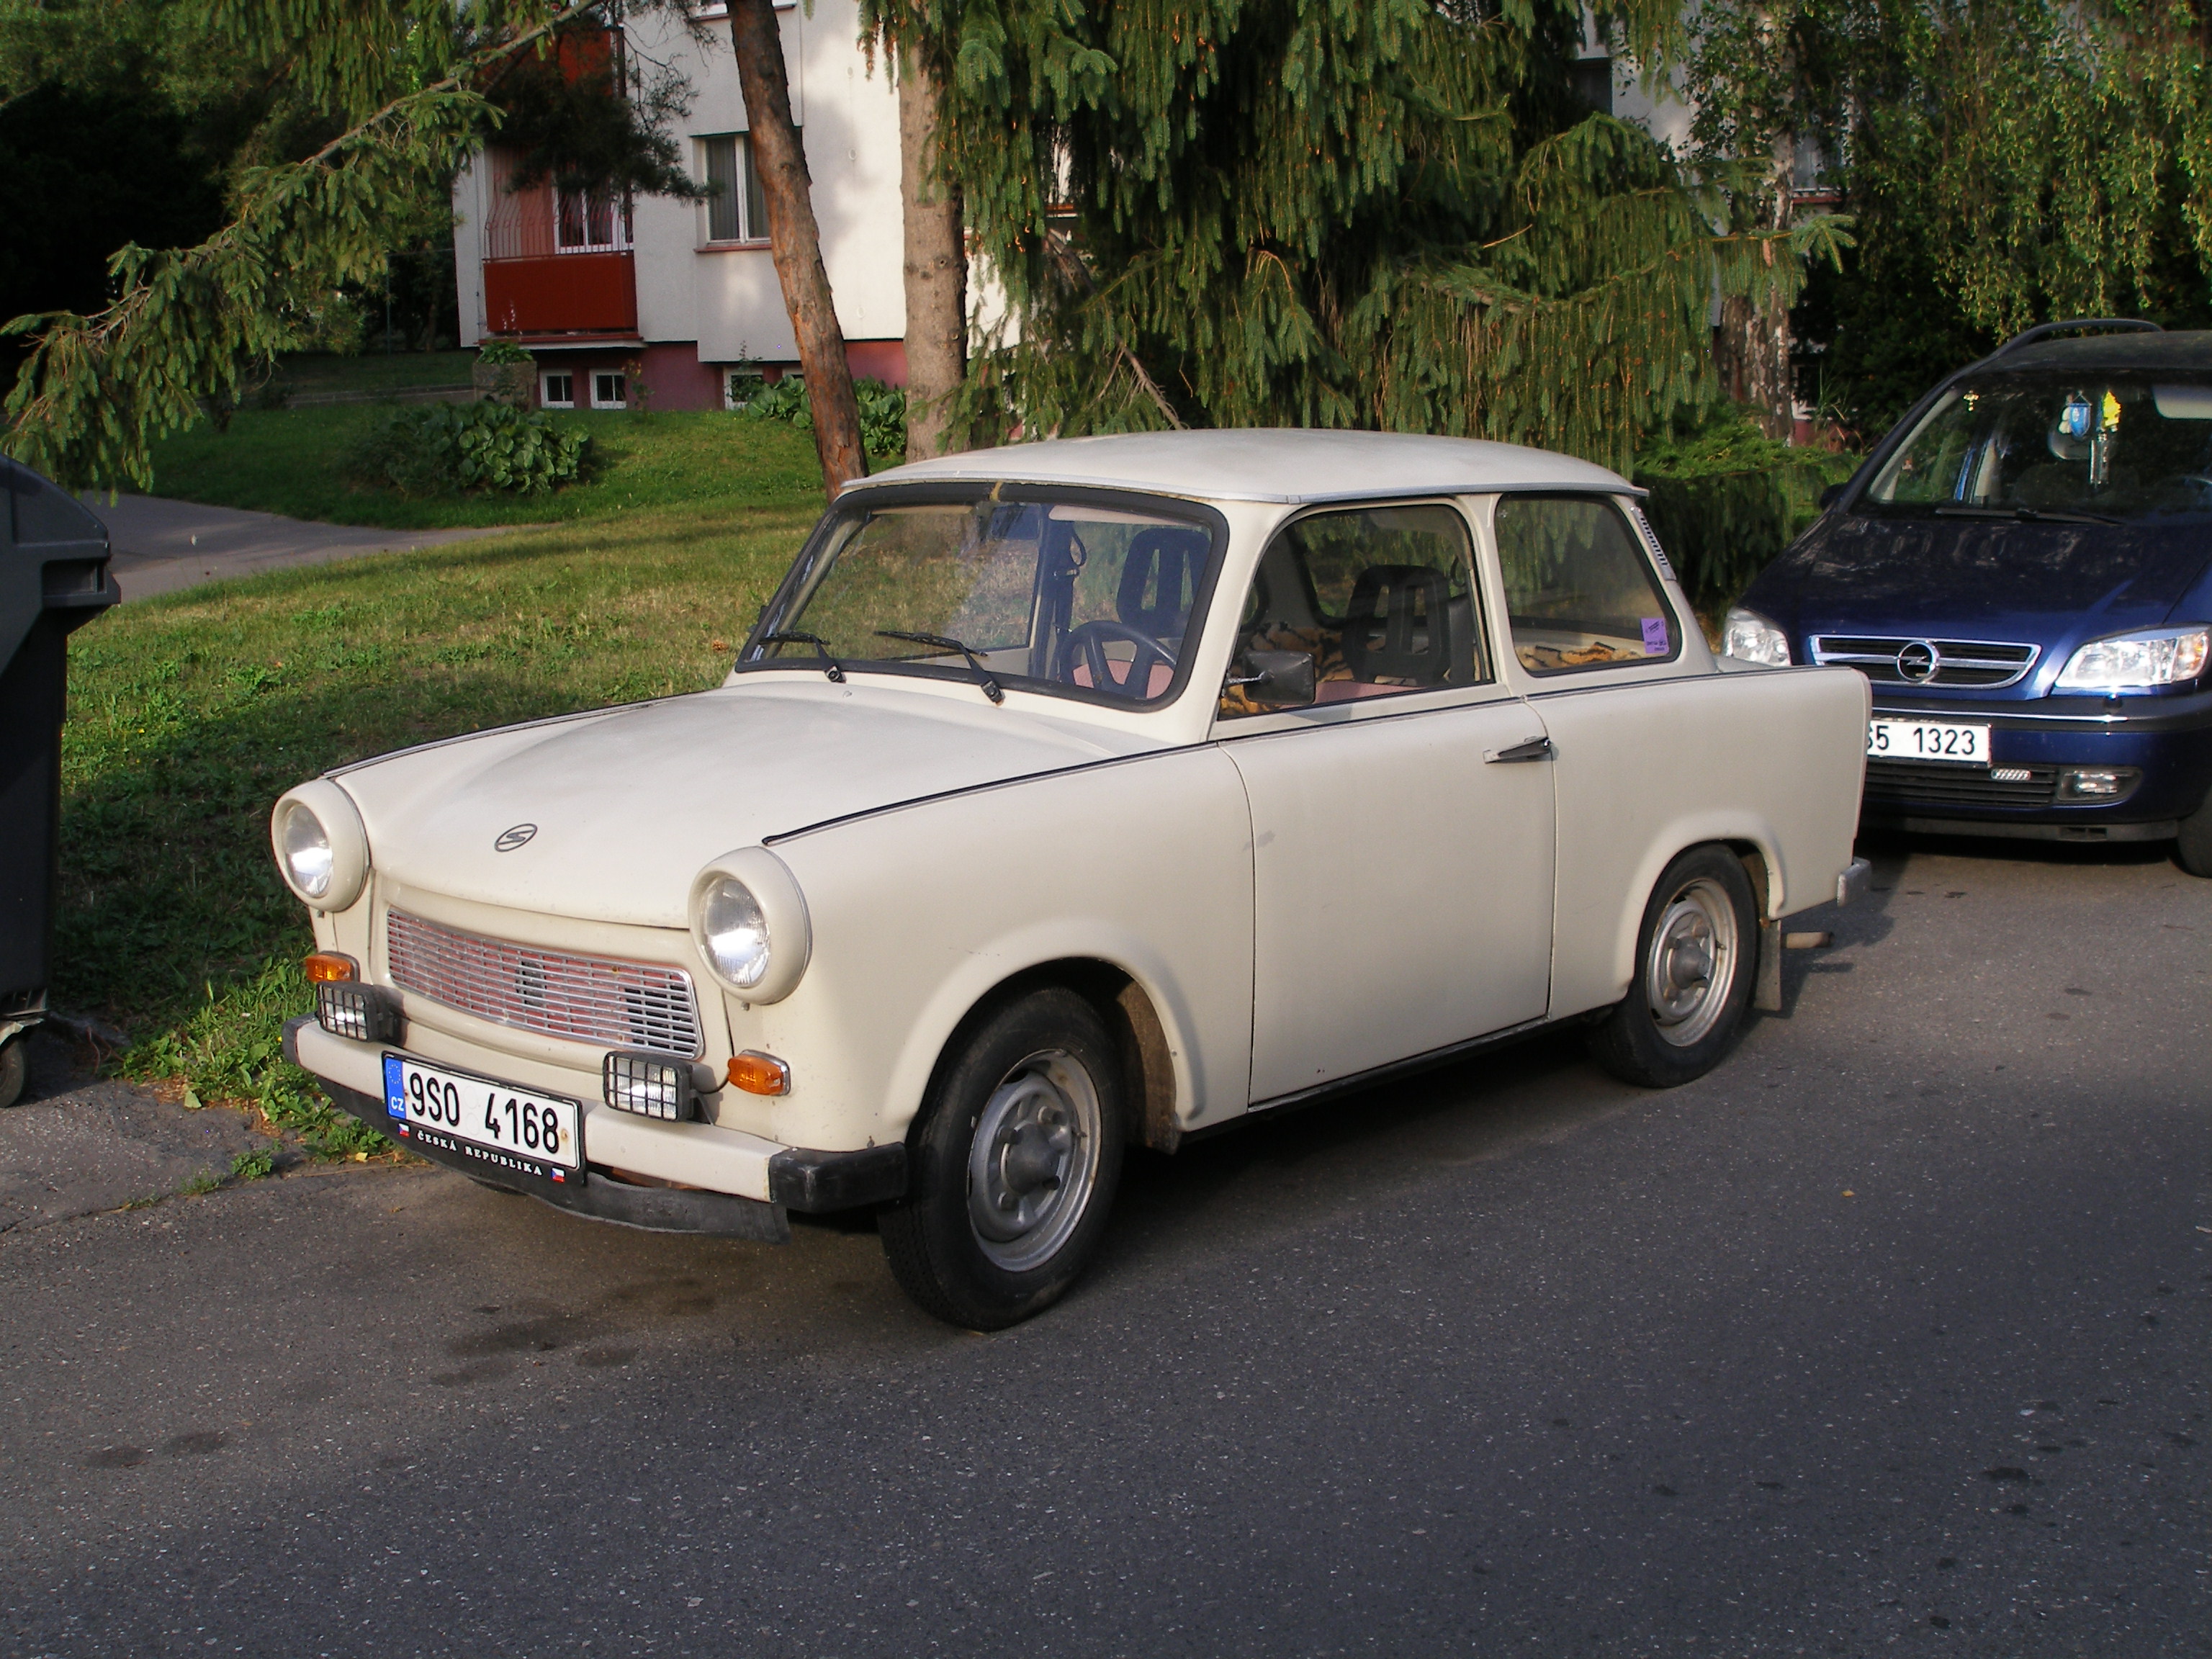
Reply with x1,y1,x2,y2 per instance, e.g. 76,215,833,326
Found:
739,492,1221,706
1866,371,2212,523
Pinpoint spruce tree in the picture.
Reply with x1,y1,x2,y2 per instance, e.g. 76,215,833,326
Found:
869,0,1845,472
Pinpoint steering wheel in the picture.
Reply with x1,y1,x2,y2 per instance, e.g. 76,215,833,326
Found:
1059,621,1177,699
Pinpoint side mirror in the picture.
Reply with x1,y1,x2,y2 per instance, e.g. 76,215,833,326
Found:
1227,649,1317,708
1819,482,1848,511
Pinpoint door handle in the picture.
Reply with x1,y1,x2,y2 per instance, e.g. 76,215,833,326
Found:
1484,735,1552,764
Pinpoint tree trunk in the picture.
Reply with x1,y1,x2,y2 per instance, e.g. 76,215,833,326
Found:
899,48,966,463
1714,144,1799,441
727,0,866,498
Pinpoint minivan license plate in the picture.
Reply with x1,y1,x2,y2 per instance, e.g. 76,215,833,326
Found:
1867,718,1990,765
382,1053,583,1181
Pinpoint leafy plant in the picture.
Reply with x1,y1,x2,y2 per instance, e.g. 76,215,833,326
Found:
475,338,533,366
1632,404,1859,610
346,399,591,495
230,1148,276,1180
744,375,907,458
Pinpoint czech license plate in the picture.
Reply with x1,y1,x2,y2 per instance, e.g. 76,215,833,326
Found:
1867,717,1991,765
382,1053,583,1184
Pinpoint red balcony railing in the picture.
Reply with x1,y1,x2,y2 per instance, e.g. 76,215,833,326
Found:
483,252,638,337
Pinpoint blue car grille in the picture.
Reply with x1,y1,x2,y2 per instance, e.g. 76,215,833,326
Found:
1812,636,2039,688
1865,758,2059,809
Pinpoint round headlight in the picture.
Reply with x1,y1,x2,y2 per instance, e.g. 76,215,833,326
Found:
269,779,370,910
277,801,333,899
688,848,811,1002
699,875,771,990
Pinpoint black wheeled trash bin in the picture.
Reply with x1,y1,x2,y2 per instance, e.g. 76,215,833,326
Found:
1,458,117,1107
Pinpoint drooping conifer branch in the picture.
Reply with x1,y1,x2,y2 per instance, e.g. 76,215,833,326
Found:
1,0,611,489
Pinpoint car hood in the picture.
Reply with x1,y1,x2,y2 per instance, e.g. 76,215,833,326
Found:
1758,513,2212,648
333,680,1159,927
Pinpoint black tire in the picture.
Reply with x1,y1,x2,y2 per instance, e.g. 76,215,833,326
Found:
1587,845,1758,1089
879,987,1127,1330
2175,787,2212,877
0,1037,24,1110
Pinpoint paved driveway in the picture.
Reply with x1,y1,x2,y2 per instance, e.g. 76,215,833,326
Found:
1,837,2206,1656
83,493,508,602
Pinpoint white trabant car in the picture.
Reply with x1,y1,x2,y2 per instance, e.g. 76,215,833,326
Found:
274,430,1871,1327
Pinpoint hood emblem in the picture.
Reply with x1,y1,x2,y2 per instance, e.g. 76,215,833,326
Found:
493,823,539,853
1896,640,1941,684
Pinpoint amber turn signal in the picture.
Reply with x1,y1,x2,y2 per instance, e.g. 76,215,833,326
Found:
727,1050,790,1096
304,953,357,984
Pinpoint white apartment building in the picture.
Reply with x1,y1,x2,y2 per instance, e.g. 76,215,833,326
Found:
451,0,907,412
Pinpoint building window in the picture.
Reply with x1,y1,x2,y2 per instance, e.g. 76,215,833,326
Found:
591,372,628,410
556,189,632,253
700,133,770,243
541,372,576,409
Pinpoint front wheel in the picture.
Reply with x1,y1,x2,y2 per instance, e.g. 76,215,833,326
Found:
2175,786,2212,877
0,1036,25,1110
1587,846,1758,1088
879,988,1126,1330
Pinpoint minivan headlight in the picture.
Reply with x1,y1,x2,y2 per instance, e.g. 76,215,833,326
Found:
269,780,369,910
2055,626,2210,691
1722,606,1791,666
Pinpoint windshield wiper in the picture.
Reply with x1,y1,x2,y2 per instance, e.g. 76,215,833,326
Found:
1933,503,2121,526
876,629,1005,703
761,630,845,683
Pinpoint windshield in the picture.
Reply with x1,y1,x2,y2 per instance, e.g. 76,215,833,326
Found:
1866,371,2212,522
740,491,1223,706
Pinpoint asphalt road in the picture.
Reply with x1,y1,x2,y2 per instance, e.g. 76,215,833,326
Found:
2,836,2206,1658
81,494,505,603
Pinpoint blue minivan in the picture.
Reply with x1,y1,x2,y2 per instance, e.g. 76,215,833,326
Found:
1727,321,2212,874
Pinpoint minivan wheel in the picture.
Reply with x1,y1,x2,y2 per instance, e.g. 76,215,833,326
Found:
879,988,1126,1330
2175,788,2212,877
1587,845,1759,1089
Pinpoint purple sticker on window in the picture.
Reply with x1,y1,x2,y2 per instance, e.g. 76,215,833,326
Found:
1640,616,1670,655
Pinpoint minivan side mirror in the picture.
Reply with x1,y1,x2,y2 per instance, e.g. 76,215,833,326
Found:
1227,649,1318,708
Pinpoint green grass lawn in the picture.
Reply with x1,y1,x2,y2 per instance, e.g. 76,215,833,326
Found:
145,403,827,529
57,493,822,1152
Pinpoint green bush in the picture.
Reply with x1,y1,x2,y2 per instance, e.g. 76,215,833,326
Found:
346,400,591,496
476,338,533,365
1632,406,1861,611
742,374,907,457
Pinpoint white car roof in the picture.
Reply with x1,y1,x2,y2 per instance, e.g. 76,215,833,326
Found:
849,428,1634,505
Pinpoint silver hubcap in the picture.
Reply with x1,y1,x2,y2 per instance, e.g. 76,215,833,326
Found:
966,1048,1101,1272
1645,877,1738,1048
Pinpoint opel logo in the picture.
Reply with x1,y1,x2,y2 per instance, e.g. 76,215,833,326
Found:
494,823,538,853
1896,640,1941,684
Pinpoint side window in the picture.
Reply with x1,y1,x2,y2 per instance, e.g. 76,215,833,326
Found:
1495,494,1681,675
1220,503,1485,718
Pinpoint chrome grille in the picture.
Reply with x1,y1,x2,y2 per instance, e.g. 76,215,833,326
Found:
385,910,703,1056
1811,635,2040,688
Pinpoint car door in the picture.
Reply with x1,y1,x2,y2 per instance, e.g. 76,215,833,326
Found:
1487,490,1714,1018
1212,500,1556,1105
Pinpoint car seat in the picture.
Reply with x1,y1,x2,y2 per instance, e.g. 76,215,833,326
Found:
1117,527,1210,640
1340,564,1455,685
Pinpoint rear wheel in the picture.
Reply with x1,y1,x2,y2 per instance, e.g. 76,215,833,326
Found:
879,988,1125,1330
1587,846,1758,1088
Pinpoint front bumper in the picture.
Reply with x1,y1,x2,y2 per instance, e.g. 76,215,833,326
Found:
1860,690,2212,836
284,1016,906,1234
